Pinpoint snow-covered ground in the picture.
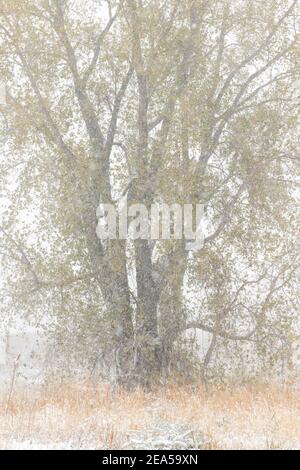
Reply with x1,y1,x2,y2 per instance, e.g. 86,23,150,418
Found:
1,382,300,450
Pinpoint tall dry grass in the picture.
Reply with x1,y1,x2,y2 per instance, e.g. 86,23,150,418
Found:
0,379,300,449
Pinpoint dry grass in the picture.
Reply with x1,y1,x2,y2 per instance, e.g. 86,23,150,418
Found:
0,379,300,449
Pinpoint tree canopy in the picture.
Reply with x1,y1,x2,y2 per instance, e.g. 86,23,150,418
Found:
0,0,299,385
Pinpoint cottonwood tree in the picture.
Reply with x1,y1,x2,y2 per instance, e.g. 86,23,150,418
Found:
0,0,299,385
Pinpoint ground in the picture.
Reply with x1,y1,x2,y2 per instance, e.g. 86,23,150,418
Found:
0,380,300,450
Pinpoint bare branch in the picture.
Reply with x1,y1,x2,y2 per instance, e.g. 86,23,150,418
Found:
204,183,246,245
82,1,122,87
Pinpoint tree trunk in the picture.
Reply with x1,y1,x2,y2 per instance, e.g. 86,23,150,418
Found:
134,239,162,387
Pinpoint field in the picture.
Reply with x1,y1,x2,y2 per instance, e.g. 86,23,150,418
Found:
0,380,300,450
